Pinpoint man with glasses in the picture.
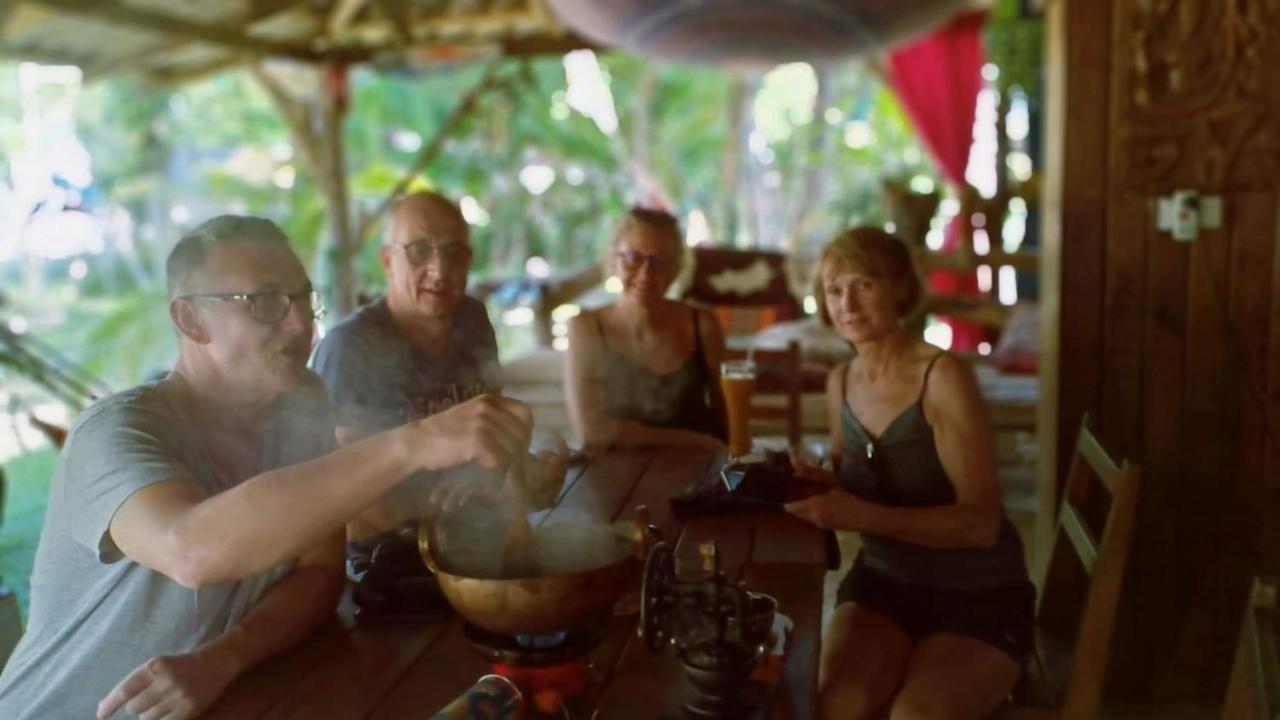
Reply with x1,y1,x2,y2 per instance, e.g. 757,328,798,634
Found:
317,192,497,448
314,193,564,609
0,215,532,719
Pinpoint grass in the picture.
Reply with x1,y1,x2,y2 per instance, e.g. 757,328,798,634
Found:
0,448,56,621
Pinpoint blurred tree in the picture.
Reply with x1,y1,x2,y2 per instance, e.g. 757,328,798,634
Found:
0,50,936,385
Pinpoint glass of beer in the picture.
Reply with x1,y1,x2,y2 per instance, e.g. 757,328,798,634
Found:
720,359,757,458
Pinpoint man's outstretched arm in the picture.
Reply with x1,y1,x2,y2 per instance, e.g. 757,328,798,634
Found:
111,394,533,587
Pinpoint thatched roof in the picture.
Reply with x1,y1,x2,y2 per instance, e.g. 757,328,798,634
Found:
0,0,588,84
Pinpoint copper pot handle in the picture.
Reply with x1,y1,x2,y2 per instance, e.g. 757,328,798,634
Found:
417,518,439,574
632,504,662,559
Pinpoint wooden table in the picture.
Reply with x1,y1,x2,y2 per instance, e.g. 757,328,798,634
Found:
203,447,829,719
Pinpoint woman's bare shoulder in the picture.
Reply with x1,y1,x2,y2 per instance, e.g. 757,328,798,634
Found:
568,306,608,338
922,348,982,407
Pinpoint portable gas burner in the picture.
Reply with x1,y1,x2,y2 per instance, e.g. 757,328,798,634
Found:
640,540,778,718
463,623,603,718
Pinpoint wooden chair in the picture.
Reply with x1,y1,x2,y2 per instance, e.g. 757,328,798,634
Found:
1221,576,1280,719
681,247,803,340
724,341,802,449
1008,414,1141,718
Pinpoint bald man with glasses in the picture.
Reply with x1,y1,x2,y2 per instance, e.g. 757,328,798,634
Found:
313,193,565,610
0,215,532,719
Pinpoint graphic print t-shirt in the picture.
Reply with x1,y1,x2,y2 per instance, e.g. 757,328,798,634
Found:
312,295,503,535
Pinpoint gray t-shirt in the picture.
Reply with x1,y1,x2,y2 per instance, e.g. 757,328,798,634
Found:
313,296,502,435
0,377,336,719
313,296,502,537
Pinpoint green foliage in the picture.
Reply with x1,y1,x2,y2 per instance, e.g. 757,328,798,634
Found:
75,78,173,201
81,288,173,385
987,0,1044,103
0,448,57,620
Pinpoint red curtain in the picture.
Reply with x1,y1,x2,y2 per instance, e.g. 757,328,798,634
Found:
887,11,987,351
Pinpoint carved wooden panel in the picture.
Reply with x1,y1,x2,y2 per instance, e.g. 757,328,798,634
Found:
1118,0,1280,192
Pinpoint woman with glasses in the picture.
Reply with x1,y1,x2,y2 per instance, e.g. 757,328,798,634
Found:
564,207,727,452
784,227,1033,720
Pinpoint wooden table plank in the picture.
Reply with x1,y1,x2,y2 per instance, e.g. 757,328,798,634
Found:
363,624,490,719
751,512,830,566
590,640,689,719
204,610,448,719
202,615,354,720
616,446,718,542
539,449,653,527
271,619,448,720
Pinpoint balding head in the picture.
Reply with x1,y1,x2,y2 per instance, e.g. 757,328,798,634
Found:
379,191,474,325
384,192,469,248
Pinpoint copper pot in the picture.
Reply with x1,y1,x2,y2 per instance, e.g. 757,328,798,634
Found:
417,513,646,637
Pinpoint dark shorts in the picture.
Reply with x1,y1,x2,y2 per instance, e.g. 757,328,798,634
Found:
836,559,1035,662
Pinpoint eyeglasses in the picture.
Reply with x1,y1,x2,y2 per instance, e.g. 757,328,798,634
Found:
616,250,676,273
397,240,472,269
181,289,325,324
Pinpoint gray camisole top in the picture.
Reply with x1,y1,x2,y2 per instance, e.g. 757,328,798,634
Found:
838,354,1029,589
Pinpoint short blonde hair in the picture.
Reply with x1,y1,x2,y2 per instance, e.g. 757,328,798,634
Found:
815,227,923,325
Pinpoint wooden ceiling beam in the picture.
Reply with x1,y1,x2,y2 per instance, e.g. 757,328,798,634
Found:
0,1,18,30
0,43,90,66
369,0,412,45
22,0,325,62
404,7,549,38
83,37,195,81
142,55,245,89
501,32,594,57
82,0,309,80
327,0,368,36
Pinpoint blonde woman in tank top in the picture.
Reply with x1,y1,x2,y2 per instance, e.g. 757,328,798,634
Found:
564,208,727,453
787,227,1034,720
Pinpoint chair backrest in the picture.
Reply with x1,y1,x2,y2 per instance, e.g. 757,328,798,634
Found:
724,341,802,449
1222,576,1280,720
1035,414,1141,717
682,247,802,339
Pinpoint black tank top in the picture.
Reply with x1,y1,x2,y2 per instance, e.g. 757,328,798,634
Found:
838,353,1028,589
596,308,725,440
